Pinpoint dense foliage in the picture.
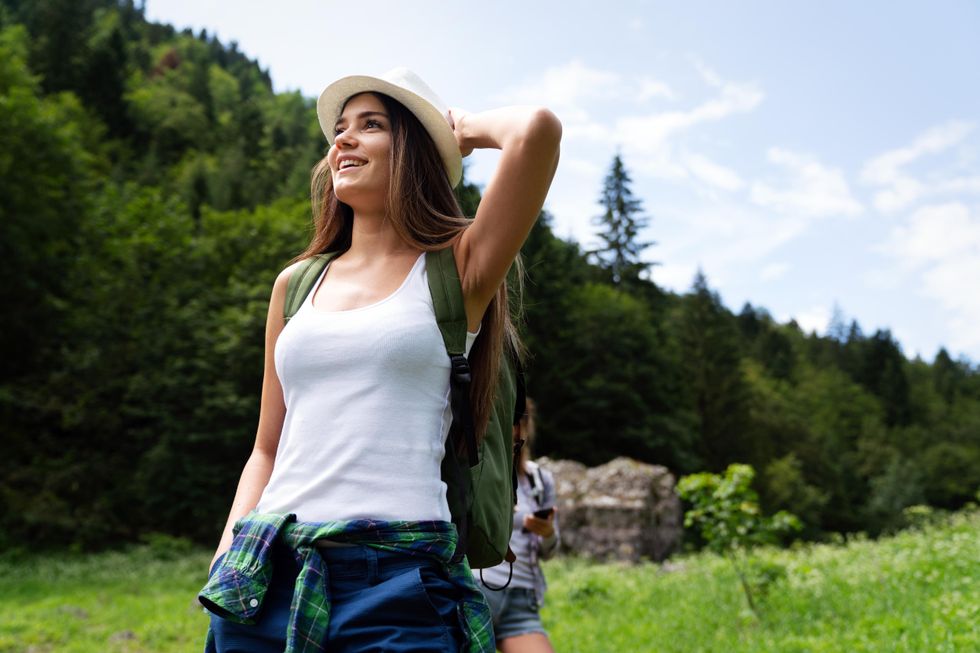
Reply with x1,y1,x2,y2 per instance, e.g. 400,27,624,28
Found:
1,1,979,550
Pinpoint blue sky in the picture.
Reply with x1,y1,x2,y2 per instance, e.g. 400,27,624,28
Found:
146,0,980,362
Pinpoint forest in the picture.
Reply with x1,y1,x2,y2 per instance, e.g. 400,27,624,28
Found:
2,0,978,551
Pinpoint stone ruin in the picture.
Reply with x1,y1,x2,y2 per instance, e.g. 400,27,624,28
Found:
537,456,683,562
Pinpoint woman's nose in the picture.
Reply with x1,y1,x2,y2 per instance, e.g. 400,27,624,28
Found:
335,127,356,147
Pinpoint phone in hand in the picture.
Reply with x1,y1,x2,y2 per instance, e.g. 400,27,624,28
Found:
532,507,555,519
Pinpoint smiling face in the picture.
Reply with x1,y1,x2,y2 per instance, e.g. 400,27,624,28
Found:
327,93,392,207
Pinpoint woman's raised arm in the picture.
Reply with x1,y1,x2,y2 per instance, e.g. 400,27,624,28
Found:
450,106,562,330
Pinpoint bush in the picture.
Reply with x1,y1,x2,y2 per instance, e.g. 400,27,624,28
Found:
677,463,801,615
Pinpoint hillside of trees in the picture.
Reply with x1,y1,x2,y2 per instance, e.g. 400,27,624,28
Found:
2,0,979,551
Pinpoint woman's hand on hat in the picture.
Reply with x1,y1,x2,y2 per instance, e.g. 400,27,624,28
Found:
447,107,474,158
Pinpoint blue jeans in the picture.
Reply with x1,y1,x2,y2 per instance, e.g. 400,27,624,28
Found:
481,586,547,641
208,542,465,652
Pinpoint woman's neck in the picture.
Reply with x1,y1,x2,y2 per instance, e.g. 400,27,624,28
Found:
343,209,419,262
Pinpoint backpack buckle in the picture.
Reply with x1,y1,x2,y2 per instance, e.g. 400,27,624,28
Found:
448,354,479,467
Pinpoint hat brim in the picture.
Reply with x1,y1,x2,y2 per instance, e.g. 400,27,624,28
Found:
317,75,463,188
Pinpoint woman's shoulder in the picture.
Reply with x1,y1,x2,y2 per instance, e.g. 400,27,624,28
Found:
267,258,314,313
274,258,315,291
280,258,310,279
528,460,556,486
540,466,556,487
272,261,303,295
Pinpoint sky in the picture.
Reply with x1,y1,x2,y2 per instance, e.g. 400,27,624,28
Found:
145,0,980,363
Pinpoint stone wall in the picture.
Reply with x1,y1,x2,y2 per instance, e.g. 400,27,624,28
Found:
537,456,683,562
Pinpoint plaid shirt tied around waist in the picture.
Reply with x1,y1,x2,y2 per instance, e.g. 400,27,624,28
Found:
199,512,493,653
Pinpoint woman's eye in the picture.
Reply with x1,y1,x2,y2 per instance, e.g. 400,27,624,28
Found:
365,119,382,129
334,127,345,136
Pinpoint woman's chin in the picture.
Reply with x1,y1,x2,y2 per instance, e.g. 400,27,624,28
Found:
335,181,386,205
333,184,362,204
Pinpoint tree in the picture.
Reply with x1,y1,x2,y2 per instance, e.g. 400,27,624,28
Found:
591,154,653,286
79,9,132,138
856,330,911,427
797,366,883,533
0,25,103,380
826,303,848,343
674,271,751,470
932,348,964,404
519,213,686,468
538,282,676,465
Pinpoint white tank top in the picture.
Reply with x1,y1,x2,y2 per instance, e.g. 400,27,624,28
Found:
256,253,478,523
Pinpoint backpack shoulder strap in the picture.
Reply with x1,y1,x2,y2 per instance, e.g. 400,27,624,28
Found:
283,253,339,322
524,460,547,506
426,247,480,564
525,460,539,478
424,247,468,355
425,248,478,467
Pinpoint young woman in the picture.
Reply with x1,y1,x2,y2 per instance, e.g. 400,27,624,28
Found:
199,68,560,653
479,399,559,653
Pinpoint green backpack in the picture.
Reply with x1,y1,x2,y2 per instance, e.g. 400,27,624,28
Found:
283,247,518,569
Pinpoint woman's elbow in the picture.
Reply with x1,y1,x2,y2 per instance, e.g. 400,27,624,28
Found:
528,107,563,149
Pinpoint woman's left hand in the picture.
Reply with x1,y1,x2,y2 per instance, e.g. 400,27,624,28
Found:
447,107,474,158
522,509,556,539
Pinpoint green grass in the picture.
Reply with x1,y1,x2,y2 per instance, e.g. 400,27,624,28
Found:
542,509,980,652
0,538,211,653
2,511,977,652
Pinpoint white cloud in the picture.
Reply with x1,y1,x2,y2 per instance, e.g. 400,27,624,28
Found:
496,59,779,285
943,176,980,194
637,77,675,102
548,195,596,244
562,156,605,178
877,202,980,353
870,177,926,214
691,59,724,88
861,121,978,213
613,78,763,154
653,261,700,291
653,204,810,293
881,202,980,265
781,305,832,335
682,152,744,191
493,59,623,124
760,262,789,281
632,149,689,182
750,148,863,218
564,121,614,142
495,58,761,202
862,121,973,185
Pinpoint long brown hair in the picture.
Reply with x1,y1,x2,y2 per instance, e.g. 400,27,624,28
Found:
516,397,537,474
298,92,524,441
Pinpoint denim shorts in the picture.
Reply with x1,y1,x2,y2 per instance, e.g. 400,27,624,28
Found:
481,586,547,641
207,542,465,652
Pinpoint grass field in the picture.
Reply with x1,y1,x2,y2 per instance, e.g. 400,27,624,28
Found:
1,510,977,652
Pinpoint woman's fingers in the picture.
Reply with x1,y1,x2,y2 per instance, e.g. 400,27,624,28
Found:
447,107,474,157
522,515,555,538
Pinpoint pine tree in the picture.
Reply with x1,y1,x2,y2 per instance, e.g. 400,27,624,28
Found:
932,348,962,404
592,154,654,285
676,271,751,470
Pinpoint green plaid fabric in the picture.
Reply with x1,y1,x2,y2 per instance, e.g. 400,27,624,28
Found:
199,511,494,653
